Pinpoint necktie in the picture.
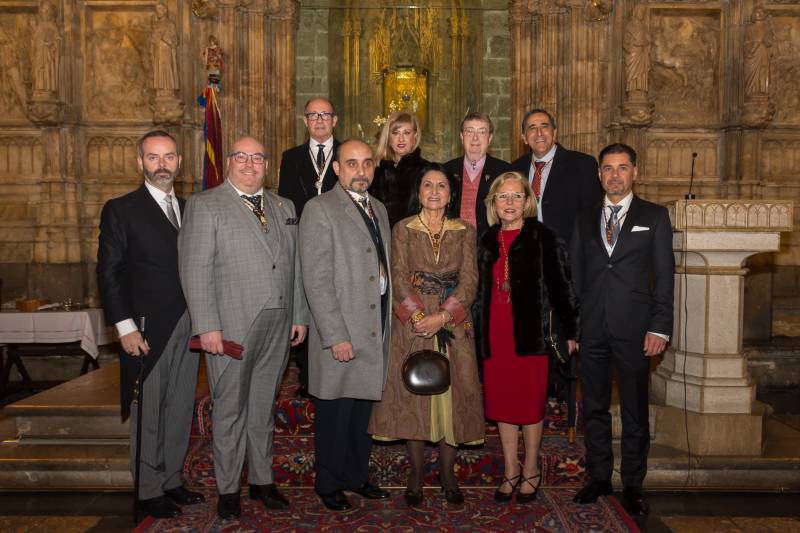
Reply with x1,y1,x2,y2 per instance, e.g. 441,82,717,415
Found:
163,194,179,229
532,161,546,200
605,204,622,247
241,194,268,231
316,144,325,173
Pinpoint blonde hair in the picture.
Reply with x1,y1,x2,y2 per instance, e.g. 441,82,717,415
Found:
375,112,422,161
484,171,537,227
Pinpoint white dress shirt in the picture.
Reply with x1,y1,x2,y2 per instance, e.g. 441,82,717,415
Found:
309,136,334,195
528,144,557,224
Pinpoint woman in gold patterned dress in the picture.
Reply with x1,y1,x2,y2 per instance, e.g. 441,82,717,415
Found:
369,163,484,507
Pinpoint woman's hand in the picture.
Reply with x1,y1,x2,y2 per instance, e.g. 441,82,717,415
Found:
567,340,578,354
413,312,449,338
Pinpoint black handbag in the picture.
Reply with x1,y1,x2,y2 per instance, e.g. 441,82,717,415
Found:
402,348,451,395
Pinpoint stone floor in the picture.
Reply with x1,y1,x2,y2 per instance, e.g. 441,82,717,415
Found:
0,490,798,532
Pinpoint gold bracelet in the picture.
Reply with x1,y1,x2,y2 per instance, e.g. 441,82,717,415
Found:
410,310,425,324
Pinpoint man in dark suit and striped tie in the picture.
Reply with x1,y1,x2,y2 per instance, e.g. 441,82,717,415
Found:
97,130,203,519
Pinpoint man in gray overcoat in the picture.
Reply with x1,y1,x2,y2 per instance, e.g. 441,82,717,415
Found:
179,136,309,520
299,139,391,511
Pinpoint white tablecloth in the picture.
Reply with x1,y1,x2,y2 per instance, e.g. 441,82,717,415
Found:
0,309,115,358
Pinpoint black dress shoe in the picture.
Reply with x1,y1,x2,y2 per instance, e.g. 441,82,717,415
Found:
623,488,650,515
164,486,205,505
494,474,520,504
249,483,290,510
318,490,352,511
139,495,182,518
351,482,390,500
573,479,613,504
217,493,241,520
404,488,424,507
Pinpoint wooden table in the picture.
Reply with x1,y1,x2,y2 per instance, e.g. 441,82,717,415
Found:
0,309,115,398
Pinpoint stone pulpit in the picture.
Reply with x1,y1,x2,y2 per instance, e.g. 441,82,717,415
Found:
651,199,793,456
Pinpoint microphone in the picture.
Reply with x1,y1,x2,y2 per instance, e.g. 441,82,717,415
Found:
685,152,698,200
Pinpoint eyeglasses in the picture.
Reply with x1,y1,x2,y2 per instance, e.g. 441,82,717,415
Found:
495,192,526,202
305,112,335,122
230,152,266,165
463,127,490,137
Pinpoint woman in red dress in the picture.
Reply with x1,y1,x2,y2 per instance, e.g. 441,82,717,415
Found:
473,172,579,504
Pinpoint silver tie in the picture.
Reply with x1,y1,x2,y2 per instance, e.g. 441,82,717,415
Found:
164,194,179,229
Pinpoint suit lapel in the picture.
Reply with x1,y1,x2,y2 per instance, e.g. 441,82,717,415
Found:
298,141,318,197
136,185,178,235
262,191,285,258
223,181,275,260
588,204,607,256
336,186,375,242
321,140,340,192
541,145,566,203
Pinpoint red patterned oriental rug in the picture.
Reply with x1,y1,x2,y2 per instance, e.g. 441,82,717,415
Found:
133,488,640,533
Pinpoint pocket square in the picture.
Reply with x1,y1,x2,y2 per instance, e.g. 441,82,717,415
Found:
285,217,299,225
631,225,650,232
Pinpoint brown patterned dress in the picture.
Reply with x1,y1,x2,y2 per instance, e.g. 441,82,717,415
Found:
368,216,485,445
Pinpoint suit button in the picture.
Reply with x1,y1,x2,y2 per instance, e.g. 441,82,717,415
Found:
366,247,372,253
369,275,375,282
279,295,283,300
371,331,376,337
370,304,376,309
607,264,613,269
272,264,276,269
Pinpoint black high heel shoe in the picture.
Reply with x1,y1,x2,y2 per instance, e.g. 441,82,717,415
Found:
516,471,542,503
439,474,464,505
404,488,424,507
493,473,520,504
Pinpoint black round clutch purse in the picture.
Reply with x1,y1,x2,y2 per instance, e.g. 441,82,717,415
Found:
401,349,451,395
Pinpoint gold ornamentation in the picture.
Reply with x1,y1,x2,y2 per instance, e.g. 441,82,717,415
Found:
417,213,445,263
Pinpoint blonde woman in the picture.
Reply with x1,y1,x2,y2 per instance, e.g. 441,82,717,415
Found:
370,111,429,227
472,172,579,504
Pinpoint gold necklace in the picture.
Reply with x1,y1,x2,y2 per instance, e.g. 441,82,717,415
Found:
497,228,513,302
418,213,445,262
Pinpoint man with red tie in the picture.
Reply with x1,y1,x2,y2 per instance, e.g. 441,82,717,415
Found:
511,108,602,243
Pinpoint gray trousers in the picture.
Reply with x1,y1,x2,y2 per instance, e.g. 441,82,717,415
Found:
129,311,198,500
205,308,291,495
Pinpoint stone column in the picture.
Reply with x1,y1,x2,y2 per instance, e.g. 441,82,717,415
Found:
265,0,298,187
217,0,239,155
508,0,534,160
651,199,793,455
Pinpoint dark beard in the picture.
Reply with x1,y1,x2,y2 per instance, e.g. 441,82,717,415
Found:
144,166,177,188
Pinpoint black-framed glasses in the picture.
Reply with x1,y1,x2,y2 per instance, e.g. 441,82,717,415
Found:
230,151,266,165
305,112,335,122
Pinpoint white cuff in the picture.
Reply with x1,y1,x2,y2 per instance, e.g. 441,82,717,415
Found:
115,318,138,337
648,331,670,342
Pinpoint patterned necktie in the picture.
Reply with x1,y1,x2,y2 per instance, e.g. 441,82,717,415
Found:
316,144,325,173
605,204,623,247
163,194,179,229
241,194,268,231
532,160,547,200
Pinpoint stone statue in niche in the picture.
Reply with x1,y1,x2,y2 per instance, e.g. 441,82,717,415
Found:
769,20,800,124
742,5,774,127
622,3,653,125
0,24,29,117
150,0,179,95
148,1,183,125
31,0,61,96
203,35,223,84
28,0,64,125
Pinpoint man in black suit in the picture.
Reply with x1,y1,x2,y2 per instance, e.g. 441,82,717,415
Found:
569,143,674,516
444,112,511,239
279,97,340,396
511,108,602,242
97,130,203,518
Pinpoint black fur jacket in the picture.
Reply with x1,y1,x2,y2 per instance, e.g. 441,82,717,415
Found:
473,218,580,359
370,148,429,228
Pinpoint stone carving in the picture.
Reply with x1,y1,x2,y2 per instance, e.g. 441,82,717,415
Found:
149,1,183,124
769,16,800,124
0,20,31,119
203,35,223,84
586,0,613,21
651,14,719,124
85,12,150,120
645,137,717,178
85,136,139,177
192,0,218,20
0,136,44,176
621,4,653,125
669,200,793,231
27,0,63,125
742,5,774,127
761,139,800,180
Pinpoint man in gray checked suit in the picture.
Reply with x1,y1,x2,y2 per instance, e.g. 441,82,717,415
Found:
300,139,392,511
178,136,309,520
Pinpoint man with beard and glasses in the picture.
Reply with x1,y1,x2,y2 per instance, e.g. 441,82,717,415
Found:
97,130,203,519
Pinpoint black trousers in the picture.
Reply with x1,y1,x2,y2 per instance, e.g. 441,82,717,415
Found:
291,341,308,389
313,397,374,495
579,333,650,489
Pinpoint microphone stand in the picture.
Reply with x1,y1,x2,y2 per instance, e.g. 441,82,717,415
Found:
685,152,698,200
132,316,146,525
